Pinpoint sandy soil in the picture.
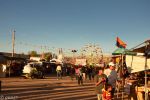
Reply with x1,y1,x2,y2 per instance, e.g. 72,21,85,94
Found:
1,76,132,100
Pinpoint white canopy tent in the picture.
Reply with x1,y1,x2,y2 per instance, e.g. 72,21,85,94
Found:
50,58,63,64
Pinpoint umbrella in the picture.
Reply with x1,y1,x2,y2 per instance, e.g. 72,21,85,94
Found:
112,48,127,55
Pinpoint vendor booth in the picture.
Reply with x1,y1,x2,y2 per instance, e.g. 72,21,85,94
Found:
126,40,150,100
112,39,150,100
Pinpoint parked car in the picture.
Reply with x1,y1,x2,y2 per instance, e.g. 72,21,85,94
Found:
22,62,44,79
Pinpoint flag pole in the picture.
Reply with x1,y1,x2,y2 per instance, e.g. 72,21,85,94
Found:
121,54,124,100
115,36,127,100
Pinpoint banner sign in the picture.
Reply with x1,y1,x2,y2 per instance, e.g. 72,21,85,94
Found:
126,55,150,73
75,59,86,66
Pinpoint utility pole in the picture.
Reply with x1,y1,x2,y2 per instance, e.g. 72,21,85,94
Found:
9,30,15,77
12,30,15,57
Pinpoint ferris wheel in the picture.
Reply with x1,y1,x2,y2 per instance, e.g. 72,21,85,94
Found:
81,44,103,64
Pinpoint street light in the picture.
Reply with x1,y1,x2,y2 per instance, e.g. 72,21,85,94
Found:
71,49,77,64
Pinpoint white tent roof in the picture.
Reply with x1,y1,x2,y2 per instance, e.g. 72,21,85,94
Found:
50,58,63,64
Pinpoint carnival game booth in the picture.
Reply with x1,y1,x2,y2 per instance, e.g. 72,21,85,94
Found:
112,47,134,99
126,40,150,100
112,40,150,100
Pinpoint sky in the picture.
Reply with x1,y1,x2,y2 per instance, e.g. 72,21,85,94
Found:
0,0,150,55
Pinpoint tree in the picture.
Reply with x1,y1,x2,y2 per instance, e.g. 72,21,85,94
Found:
28,51,38,57
44,52,52,61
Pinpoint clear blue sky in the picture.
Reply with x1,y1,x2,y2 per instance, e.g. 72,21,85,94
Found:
0,0,150,55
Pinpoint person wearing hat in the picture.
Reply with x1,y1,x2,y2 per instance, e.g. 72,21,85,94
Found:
104,62,117,98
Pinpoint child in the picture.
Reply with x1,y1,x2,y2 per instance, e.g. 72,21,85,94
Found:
102,84,112,100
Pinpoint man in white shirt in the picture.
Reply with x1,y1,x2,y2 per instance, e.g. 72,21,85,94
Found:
104,62,117,98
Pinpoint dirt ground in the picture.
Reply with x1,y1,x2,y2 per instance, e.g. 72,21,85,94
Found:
0,76,136,100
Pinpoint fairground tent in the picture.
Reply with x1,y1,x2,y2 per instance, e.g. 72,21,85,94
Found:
112,48,136,55
126,40,150,100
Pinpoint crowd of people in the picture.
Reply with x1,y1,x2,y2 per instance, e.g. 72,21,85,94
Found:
55,62,120,100
95,62,118,100
55,59,148,100
56,64,99,82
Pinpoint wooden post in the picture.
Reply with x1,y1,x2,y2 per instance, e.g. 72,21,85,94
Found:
121,54,124,100
144,42,148,100
0,80,1,92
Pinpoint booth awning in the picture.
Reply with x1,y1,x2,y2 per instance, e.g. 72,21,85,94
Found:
112,48,136,55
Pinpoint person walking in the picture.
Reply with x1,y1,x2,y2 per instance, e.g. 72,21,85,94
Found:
88,66,92,81
56,64,62,80
70,66,75,81
77,68,83,86
81,66,86,81
104,62,117,98
91,67,96,81
75,66,79,80
95,68,107,100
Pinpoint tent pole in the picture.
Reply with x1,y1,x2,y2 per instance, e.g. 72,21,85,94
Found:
121,54,124,100
144,61,147,100
145,43,148,100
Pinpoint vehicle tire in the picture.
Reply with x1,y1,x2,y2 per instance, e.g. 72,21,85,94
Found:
39,71,43,79
31,75,34,79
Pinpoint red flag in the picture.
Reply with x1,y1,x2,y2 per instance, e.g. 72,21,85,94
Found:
116,37,127,48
